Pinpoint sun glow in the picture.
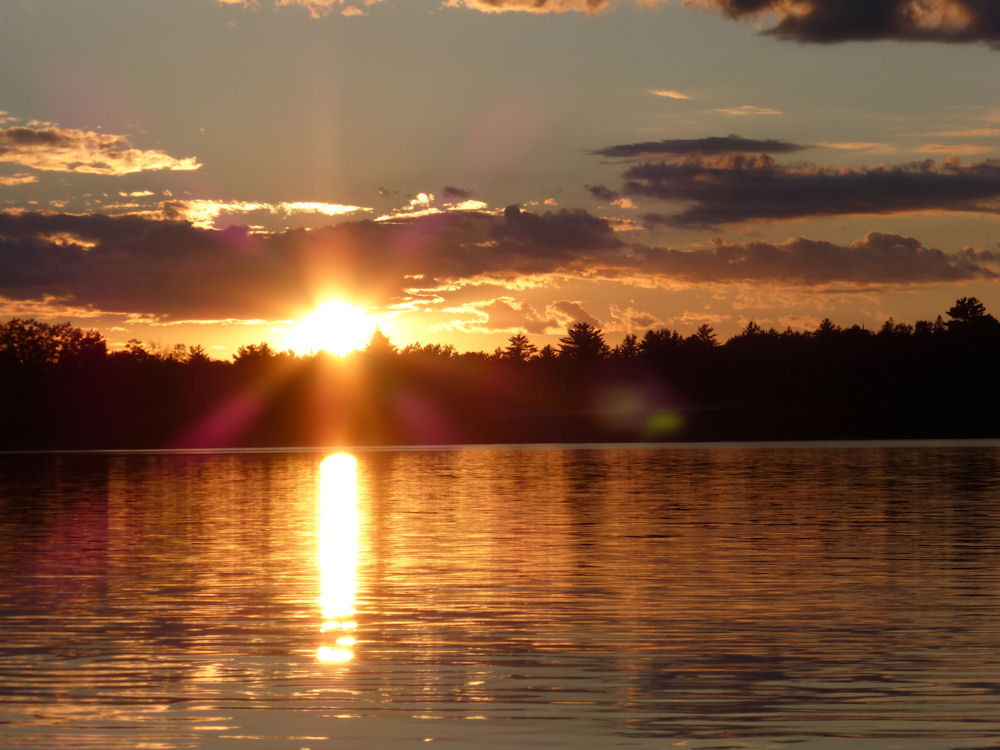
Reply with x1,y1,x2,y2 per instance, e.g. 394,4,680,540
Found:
288,301,377,356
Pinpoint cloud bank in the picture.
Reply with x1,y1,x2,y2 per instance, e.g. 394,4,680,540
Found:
2,209,994,322
625,154,1000,226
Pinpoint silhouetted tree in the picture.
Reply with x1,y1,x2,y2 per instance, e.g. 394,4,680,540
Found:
946,297,997,331
815,318,839,338
402,342,456,360
233,342,276,364
0,319,106,367
613,333,639,359
365,326,397,357
695,324,717,346
503,333,537,362
558,322,609,360
639,328,682,359
186,344,212,364
9,298,1000,450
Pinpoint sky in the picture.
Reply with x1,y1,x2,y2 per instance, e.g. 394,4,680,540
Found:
2,0,1000,357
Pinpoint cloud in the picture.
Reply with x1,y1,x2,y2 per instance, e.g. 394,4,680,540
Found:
0,124,201,176
442,186,474,200
625,232,999,285
609,304,663,332
932,128,1000,137
2,208,995,324
0,173,37,187
218,0,379,17
713,105,782,116
819,141,891,151
375,192,489,222
686,0,1000,46
156,198,371,229
275,0,378,17
549,300,603,326
651,89,690,100
586,183,621,202
259,0,1000,47
444,298,557,334
621,152,1000,227
0,206,622,320
444,0,616,14
917,143,994,155
591,134,807,159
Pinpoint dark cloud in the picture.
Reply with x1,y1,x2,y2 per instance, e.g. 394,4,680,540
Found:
442,186,474,200
586,184,620,201
0,207,621,320
627,232,998,285
2,209,994,322
695,0,1000,46
591,134,808,159
623,155,1000,227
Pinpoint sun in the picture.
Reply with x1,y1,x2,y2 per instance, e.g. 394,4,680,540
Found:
288,301,378,356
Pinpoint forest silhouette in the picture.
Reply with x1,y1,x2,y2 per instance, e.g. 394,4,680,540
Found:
2,298,999,449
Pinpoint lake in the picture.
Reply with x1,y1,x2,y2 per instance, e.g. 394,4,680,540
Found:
2,443,1000,749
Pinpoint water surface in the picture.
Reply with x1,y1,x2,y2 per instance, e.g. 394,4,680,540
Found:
2,443,1000,749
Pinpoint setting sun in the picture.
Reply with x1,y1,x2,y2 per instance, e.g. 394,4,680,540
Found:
288,301,378,356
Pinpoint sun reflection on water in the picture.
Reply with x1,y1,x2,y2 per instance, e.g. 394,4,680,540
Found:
317,452,359,663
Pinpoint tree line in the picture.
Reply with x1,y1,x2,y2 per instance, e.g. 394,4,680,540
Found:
2,297,999,448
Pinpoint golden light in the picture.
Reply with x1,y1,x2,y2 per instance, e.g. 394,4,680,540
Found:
317,452,360,663
288,301,377,356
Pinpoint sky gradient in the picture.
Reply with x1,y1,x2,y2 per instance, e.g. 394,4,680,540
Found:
2,0,1000,355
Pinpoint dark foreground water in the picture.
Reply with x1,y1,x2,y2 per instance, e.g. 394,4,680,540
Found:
2,443,1000,749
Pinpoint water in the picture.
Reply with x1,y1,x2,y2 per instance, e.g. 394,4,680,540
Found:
2,443,1000,749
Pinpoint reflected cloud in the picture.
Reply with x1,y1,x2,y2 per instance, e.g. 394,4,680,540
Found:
317,453,360,663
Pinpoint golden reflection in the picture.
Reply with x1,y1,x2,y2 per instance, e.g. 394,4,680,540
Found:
317,453,359,663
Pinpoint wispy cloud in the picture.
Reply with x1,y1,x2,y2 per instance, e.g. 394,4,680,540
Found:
444,0,618,14
931,128,1000,137
651,89,690,100
0,123,201,176
441,298,557,335
217,0,379,17
714,105,782,116
917,143,994,155
819,141,892,151
375,192,489,222
157,198,371,229
591,134,807,159
0,173,37,187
